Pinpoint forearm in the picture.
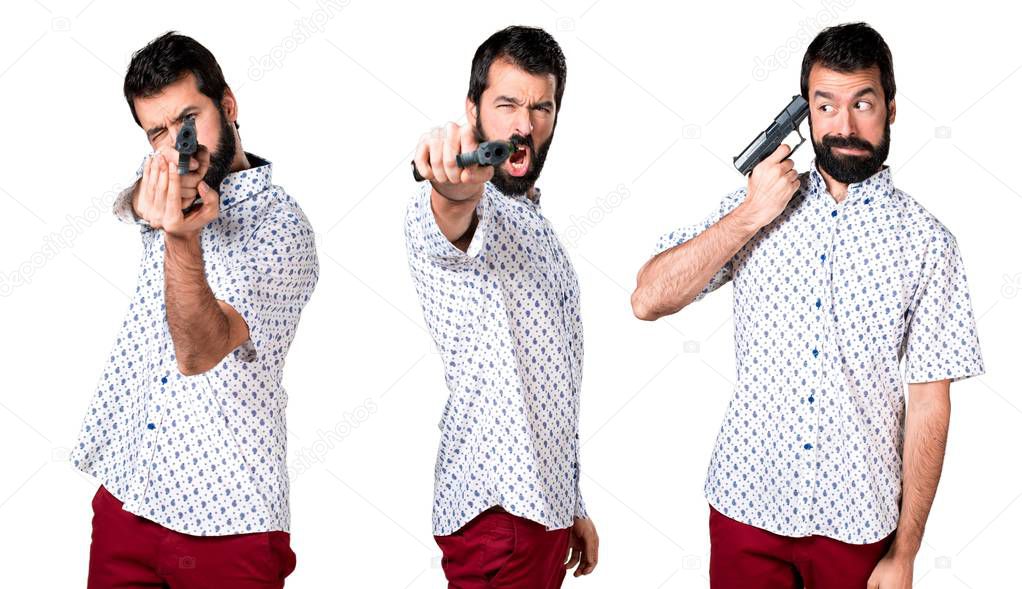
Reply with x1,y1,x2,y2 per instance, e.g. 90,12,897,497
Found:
164,233,234,375
893,380,952,557
430,188,479,251
632,205,759,321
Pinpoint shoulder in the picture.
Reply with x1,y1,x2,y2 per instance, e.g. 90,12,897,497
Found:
890,188,958,249
243,185,317,251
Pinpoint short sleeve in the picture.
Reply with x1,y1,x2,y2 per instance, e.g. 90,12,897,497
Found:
651,188,747,303
575,490,588,520
211,204,319,365
404,181,494,270
902,230,985,384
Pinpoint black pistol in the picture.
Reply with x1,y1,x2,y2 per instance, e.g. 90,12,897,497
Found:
411,140,516,182
175,117,202,214
733,95,809,176
176,116,198,175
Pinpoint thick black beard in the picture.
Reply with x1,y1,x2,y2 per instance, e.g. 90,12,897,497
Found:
204,107,237,191
473,114,553,197
811,120,890,185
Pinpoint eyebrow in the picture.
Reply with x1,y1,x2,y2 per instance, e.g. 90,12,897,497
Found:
493,95,555,110
145,106,198,139
813,87,879,101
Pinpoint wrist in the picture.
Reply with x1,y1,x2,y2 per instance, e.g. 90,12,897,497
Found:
164,231,204,264
886,539,920,562
726,203,763,236
431,182,482,203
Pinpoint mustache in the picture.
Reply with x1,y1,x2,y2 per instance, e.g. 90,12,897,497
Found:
821,134,876,154
508,133,535,153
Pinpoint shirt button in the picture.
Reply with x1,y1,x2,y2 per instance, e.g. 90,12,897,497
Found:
812,347,819,358
804,443,813,450
831,210,838,217
146,423,155,430
160,376,168,384
815,298,822,309
808,396,815,403
820,254,826,263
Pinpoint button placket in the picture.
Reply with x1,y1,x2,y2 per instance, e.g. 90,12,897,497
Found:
806,188,852,527
811,196,842,398
799,186,844,528
139,349,171,505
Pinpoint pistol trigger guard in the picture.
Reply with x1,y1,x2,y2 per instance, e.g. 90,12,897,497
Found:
790,128,807,157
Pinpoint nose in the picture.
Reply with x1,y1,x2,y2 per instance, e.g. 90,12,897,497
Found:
835,107,857,137
512,109,533,138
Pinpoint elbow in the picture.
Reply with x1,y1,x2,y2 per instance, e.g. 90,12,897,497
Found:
176,355,215,377
631,285,661,322
173,324,240,376
176,360,205,377
632,261,664,321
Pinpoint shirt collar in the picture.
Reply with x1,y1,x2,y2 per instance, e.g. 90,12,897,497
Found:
218,152,272,210
807,161,894,205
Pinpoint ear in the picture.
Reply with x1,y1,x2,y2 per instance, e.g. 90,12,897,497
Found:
465,97,478,128
887,98,896,125
221,88,238,124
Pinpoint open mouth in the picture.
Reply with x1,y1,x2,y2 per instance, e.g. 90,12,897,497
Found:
507,144,530,177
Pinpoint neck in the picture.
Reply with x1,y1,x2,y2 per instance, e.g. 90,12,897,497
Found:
229,124,250,172
230,146,251,173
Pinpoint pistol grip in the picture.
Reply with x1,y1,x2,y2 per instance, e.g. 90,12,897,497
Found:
182,196,203,216
411,161,425,182
177,153,190,176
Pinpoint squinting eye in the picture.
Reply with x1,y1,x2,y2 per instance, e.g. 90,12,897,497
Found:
498,104,514,110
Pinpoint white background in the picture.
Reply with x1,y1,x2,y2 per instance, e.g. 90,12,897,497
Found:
1,0,1020,586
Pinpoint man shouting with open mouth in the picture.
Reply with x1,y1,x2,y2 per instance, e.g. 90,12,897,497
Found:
404,25,599,589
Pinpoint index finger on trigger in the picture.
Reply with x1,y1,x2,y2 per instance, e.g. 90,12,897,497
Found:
766,142,793,163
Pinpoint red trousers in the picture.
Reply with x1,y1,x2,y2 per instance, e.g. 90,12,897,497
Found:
88,485,296,589
434,507,570,589
709,505,894,589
